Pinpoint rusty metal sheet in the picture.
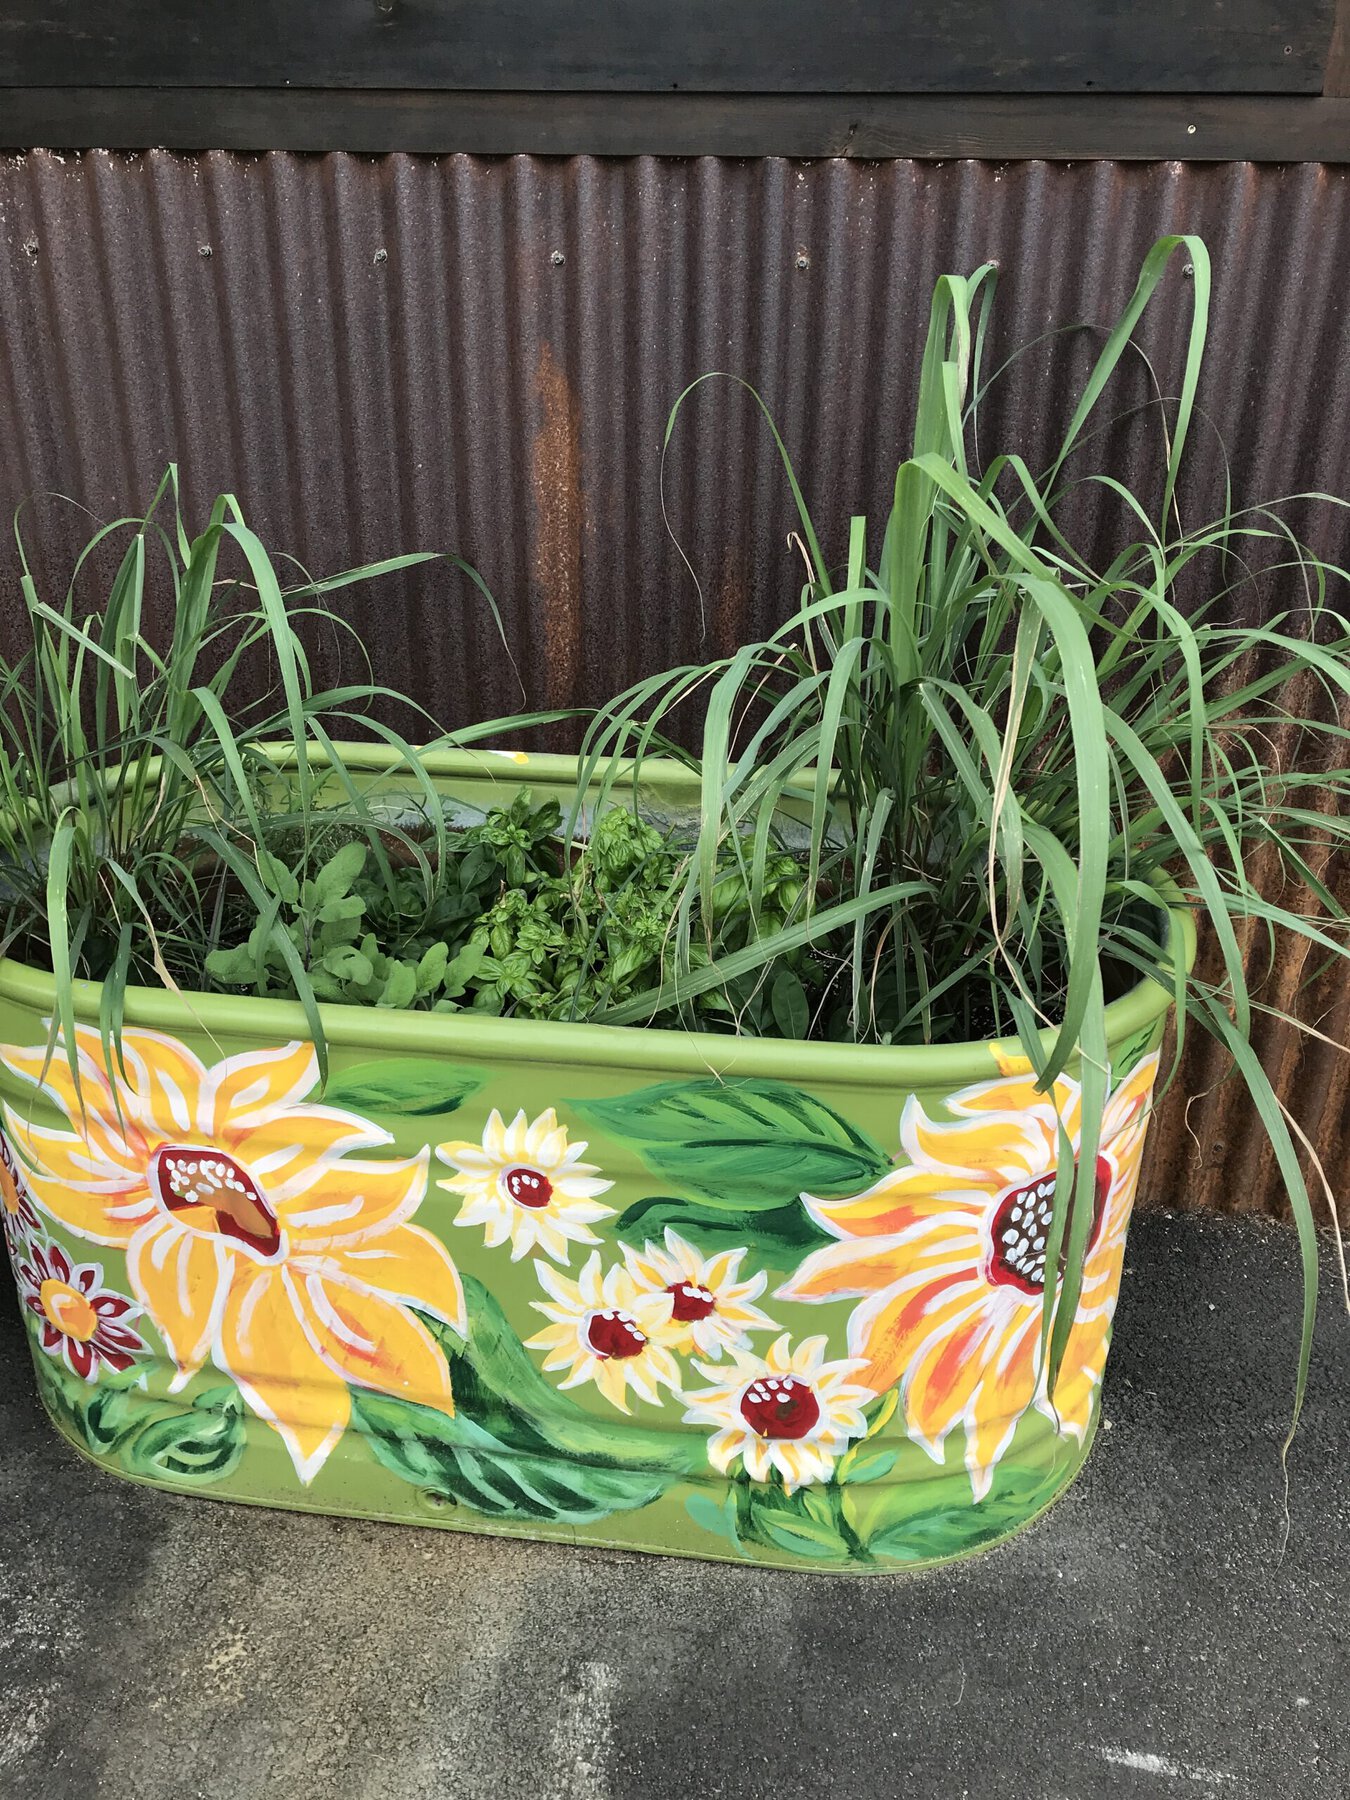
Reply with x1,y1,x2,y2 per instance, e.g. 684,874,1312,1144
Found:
0,149,1346,1218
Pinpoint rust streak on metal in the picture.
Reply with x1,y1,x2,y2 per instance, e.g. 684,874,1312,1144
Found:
530,340,583,712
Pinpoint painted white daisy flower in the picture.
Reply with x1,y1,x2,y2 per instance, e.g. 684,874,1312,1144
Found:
621,1228,776,1359
526,1252,682,1412
436,1108,614,1264
682,1333,873,1492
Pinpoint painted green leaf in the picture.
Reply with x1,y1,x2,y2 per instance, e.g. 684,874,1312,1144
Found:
350,1277,704,1525
124,1387,247,1483
35,1358,145,1456
573,1077,892,1211
319,1058,486,1117
445,1280,706,1471
737,1478,861,1563
863,1469,1054,1563
1111,1021,1161,1079
614,1193,831,1258
836,1444,898,1486
683,1488,755,1559
352,1392,669,1523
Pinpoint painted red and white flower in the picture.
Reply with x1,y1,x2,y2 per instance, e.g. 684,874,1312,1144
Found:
437,1108,614,1264
681,1333,873,1492
14,1239,147,1382
527,1252,682,1412
0,1127,41,1251
621,1228,776,1359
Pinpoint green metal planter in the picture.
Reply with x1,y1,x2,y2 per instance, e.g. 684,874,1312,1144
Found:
0,749,1193,1572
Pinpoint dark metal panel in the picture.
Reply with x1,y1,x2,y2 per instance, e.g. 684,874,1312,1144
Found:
4,90,1350,162
0,0,1333,93
0,150,1345,1218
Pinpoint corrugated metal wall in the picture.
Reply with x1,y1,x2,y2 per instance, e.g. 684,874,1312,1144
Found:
0,149,1346,1219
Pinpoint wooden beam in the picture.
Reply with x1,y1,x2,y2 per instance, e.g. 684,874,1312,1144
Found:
1326,0,1350,96
0,0,1334,94
1,89,1349,161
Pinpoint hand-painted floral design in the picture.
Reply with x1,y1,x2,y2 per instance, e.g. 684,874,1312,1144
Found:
682,1334,873,1492
776,1054,1159,1501
436,1107,614,1264
527,1251,681,1412
13,1238,146,1381
0,1127,41,1251
621,1228,775,1359
1,1026,467,1482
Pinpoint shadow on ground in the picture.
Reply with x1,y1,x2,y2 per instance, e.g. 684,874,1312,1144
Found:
0,1213,1345,1800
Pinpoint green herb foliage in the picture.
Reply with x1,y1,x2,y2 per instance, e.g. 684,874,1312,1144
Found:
205,792,820,1032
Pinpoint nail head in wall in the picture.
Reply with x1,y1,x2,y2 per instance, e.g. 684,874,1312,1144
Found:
198,244,212,258
1187,124,1197,134
795,249,810,269
373,247,388,265
21,235,38,260
550,249,565,266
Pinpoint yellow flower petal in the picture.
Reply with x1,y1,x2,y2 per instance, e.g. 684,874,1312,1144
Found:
905,1304,1026,1452
299,1223,466,1336
276,1150,429,1244
963,1337,1041,1500
235,1110,397,1200
127,1218,230,1380
1,1029,117,1126
846,1271,985,1394
201,1042,320,1135
1043,1311,1111,1439
805,1166,992,1240
592,1357,632,1412
5,1121,155,1246
1104,1052,1159,1132
778,1218,982,1302
218,1266,352,1483
299,1272,455,1415
113,1029,210,1139
904,1109,1052,1184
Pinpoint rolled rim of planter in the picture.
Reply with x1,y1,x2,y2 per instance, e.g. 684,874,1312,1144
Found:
0,743,1197,1085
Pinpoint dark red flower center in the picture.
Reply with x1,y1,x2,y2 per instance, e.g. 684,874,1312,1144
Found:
739,1375,822,1441
504,1166,553,1210
667,1279,716,1323
585,1308,648,1359
987,1155,1111,1295
149,1145,282,1259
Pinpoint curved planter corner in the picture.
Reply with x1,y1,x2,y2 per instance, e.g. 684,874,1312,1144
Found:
0,748,1193,1572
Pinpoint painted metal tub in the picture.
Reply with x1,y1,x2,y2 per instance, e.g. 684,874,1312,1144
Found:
0,748,1193,1572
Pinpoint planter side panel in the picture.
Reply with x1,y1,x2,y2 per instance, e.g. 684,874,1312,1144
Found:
0,992,1163,1572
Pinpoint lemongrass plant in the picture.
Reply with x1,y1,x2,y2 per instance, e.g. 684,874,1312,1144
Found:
573,234,1350,1422
0,470,558,1087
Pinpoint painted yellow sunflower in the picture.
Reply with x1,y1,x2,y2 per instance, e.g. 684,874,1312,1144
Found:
776,1054,1159,1501
436,1107,614,1264
681,1333,873,1492
527,1251,681,1411
1,1026,466,1482
621,1227,776,1359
